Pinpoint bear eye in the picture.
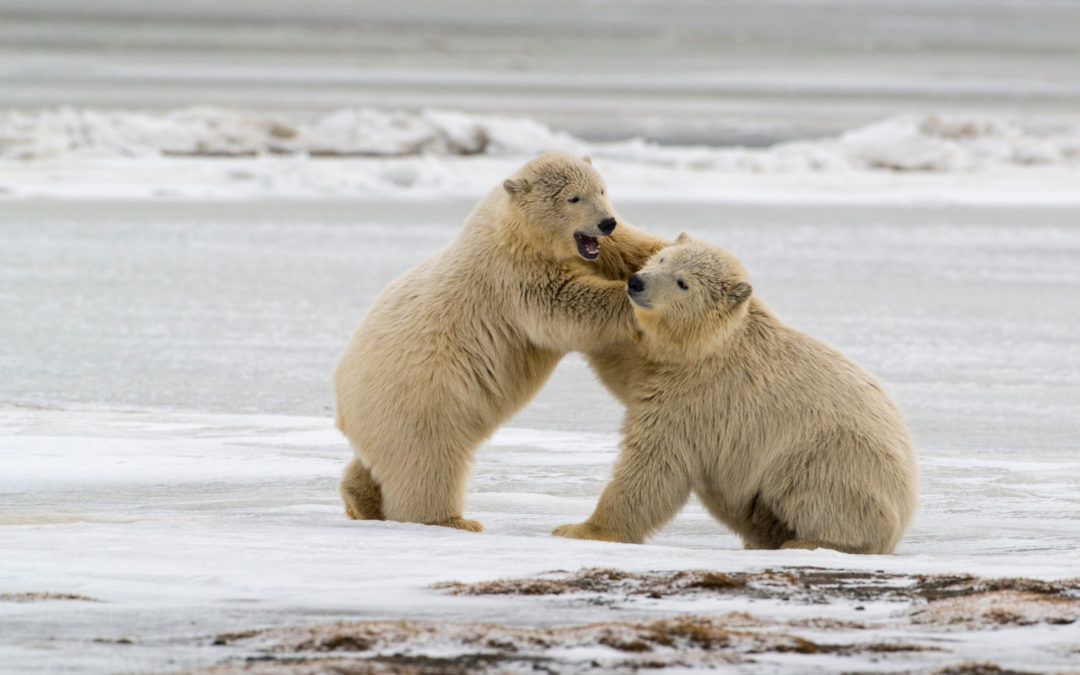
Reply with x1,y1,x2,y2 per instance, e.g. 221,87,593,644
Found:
677,279,689,290
601,188,605,195
567,195,580,203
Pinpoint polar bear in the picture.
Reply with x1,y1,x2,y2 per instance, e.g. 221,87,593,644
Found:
554,234,918,554
334,153,666,531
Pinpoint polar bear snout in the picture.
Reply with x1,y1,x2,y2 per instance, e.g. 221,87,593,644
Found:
577,216,617,238
627,273,651,307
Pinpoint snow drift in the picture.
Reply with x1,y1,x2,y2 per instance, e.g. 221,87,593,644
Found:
3,106,1080,172
2,108,1079,202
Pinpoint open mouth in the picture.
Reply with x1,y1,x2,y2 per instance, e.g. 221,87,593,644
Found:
574,232,601,260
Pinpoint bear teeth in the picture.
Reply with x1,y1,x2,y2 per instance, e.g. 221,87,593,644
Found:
575,232,600,259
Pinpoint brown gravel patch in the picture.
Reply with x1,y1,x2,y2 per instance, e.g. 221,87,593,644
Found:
0,591,101,603
436,567,1080,608
909,590,1080,627
931,663,1043,675
174,567,1079,674
183,614,940,674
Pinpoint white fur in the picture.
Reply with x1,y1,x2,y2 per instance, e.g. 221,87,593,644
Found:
334,152,668,530
559,235,918,554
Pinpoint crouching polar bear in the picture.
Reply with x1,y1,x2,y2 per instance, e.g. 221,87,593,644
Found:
334,152,666,532
555,234,918,554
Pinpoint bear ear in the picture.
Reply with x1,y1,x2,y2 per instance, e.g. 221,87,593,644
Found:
503,178,530,198
581,155,592,165
729,282,753,306
675,231,692,245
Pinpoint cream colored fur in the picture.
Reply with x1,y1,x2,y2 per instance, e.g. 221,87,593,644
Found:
334,153,667,531
556,234,918,554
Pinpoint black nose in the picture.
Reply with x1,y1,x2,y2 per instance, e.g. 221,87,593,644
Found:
598,217,617,235
627,274,645,293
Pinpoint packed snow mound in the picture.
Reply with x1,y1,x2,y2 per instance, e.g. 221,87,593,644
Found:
0,107,584,160
2,107,1079,172
832,115,1080,171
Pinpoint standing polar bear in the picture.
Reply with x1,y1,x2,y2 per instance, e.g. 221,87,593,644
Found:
556,234,918,554
334,152,666,531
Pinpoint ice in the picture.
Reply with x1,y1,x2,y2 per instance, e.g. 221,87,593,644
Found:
1,200,1078,673
2,405,1079,673
3,107,1078,203
2,107,1078,179
0,107,584,161
4,0,1080,671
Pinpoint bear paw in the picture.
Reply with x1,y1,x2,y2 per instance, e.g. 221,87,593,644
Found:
552,522,632,543
343,501,383,521
432,516,483,532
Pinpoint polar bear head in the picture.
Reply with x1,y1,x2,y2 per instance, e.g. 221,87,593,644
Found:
502,152,618,262
627,233,753,358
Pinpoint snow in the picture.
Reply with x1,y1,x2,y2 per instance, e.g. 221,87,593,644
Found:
5,107,1079,169
3,0,1080,671
2,108,1079,203
2,200,1078,673
2,407,1079,673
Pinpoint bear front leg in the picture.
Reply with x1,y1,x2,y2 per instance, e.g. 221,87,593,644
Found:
593,223,669,281
553,434,691,544
540,275,641,352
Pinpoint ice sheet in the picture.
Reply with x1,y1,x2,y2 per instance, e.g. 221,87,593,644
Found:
1,201,1078,673
2,407,1079,674
3,1,1080,670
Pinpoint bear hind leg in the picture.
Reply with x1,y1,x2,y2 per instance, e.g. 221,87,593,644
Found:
780,539,875,555
340,457,384,520
377,444,483,533
429,516,483,532
738,491,796,550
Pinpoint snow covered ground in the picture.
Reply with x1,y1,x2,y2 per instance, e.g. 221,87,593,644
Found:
2,1,1080,673
2,199,1078,673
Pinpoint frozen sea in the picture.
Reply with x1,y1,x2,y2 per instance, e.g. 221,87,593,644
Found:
2,1,1080,673
3,199,1079,673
